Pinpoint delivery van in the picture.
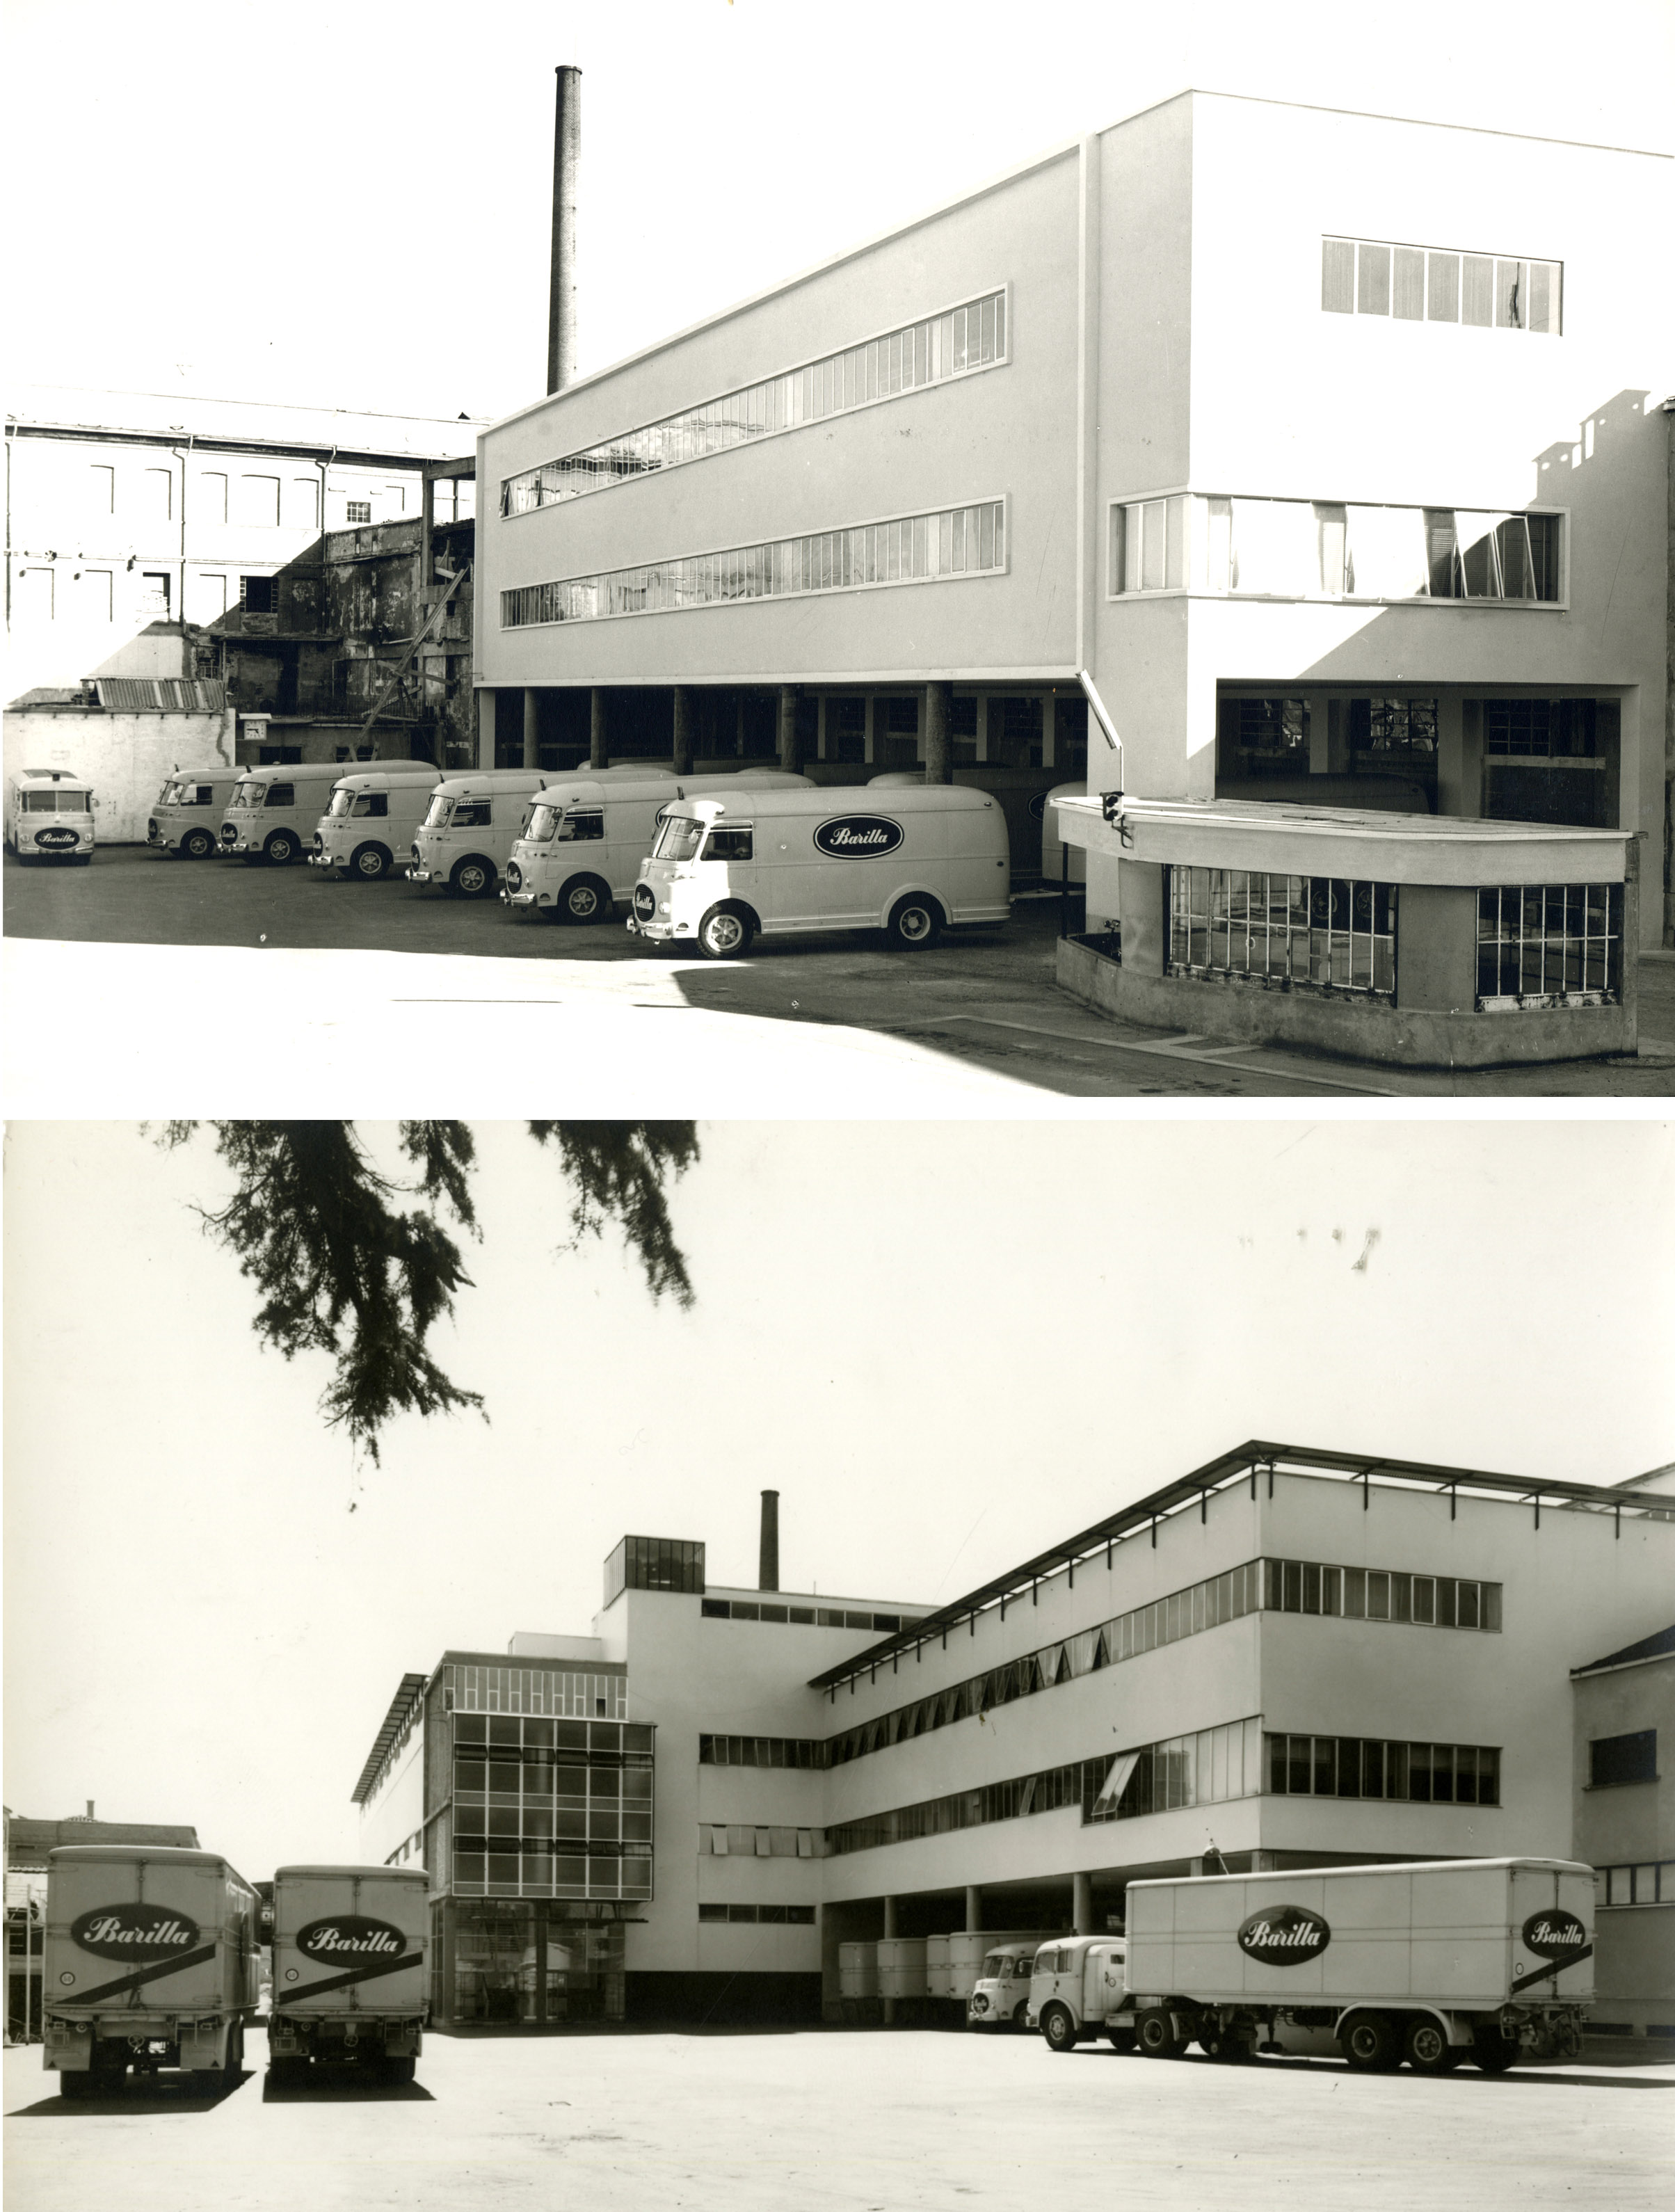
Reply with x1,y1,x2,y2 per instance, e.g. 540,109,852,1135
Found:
267,1864,429,2083
966,1938,1049,2030
43,1844,261,2095
147,767,241,858
310,765,441,881
7,767,96,864
219,762,344,864
627,783,1011,958
1027,1934,1132,2052
504,769,811,925
1125,1857,1596,2071
1039,782,1087,888
407,769,553,897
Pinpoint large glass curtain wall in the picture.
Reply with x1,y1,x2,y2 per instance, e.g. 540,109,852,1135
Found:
451,1713,653,1901
437,1898,626,2024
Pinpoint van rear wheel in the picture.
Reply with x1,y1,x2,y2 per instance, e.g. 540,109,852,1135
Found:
561,874,611,924
697,903,753,959
1041,2003,1077,2053
885,892,943,949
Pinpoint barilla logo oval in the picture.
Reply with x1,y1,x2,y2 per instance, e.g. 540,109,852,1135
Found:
1236,1905,1331,1966
1028,792,1050,823
296,1916,409,1964
632,883,656,920
35,826,80,848
813,814,904,860
72,1905,201,1959
1521,1909,1587,1961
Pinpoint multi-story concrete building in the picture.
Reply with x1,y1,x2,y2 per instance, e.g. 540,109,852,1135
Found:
471,92,1670,1064
353,1443,1674,2030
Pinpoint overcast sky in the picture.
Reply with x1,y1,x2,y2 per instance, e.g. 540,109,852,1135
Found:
9,0,1672,424
6,1119,1671,1877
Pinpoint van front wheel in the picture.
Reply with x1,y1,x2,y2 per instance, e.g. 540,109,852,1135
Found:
697,904,753,960
451,856,495,899
264,830,299,865
886,893,942,949
351,842,391,881
561,874,611,924
183,828,215,859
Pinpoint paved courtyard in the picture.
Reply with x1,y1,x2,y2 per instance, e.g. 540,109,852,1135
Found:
6,2026,1671,2212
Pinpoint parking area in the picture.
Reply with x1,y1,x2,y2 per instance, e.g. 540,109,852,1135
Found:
6,2025,1670,2212
7,846,1674,1098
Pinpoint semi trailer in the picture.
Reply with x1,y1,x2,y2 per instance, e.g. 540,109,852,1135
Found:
43,1845,261,2095
266,1864,428,2081
1124,1856,1594,2071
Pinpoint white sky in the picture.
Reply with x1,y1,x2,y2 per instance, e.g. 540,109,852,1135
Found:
8,0,1673,424
6,1119,1672,1879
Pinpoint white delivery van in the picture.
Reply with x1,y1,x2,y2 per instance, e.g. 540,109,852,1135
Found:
43,1844,261,2095
1027,1934,1132,2052
1125,1857,1596,2071
147,767,241,858
966,1938,1049,2030
628,784,1011,958
7,767,96,863
407,769,552,897
310,766,442,882
219,762,344,864
1038,782,1087,888
266,1864,429,2082
504,769,811,925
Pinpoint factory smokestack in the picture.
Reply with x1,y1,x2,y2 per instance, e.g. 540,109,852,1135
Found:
759,1490,780,1593
547,65,582,393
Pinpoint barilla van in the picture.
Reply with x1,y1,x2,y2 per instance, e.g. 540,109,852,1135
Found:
43,1845,261,2096
219,763,344,864
7,767,96,864
627,783,1011,958
407,769,552,897
147,766,241,858
309,766,441,882
267,1864,428,2083
1039,781,1087,888
503,769,811,926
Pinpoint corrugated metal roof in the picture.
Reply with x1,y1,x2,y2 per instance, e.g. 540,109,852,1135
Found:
1571,1623,1675,1676
8,383,488,463
94,678,227,713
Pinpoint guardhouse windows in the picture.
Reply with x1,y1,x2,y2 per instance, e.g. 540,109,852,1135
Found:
1476,883,1622,1010
1169,868,1398,999
1589,1730,1658,1789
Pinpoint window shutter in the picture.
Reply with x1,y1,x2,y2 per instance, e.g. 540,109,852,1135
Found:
1393,247,1425,321
1461,255,1493,326
1321,239,1355,313
1356,241,1391,315
1427,251,1459,322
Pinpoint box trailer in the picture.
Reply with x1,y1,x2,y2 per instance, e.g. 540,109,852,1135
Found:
42,1845,260,2095
266,1864,429,2082
1125,1857,1595,2072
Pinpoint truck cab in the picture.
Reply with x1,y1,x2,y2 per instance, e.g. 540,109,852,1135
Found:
965,1940,1045,2030
1027,1934,1132,2052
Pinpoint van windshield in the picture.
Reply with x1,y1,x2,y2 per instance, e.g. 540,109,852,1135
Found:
524,805,559,843
24,788,90,812
231,782,264,809
327,788,357,817
652,816,705,863
157,780,184,806
422,794,454,829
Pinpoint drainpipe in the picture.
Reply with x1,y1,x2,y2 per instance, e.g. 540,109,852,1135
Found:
170,437,193,678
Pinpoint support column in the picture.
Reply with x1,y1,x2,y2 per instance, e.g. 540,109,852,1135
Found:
735,693,747,758
671,686,694,776
924,680,952,785
589,687,608,769
964,1886,983,1934
881,1894,898,2026
778,684,800,773
523,688,539,771
863,695,878,767
1073,1872,1094,1937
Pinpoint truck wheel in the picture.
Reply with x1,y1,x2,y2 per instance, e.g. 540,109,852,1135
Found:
885,892,943,949
264,828,299,865
1011,2000,1030,2030
223,2023,244,2087
1199,2032,1253,2062
1404,2017,1459,2073
383,2055,417,2083
351,842,392,881
697,903,753,959
451,855,495,898
183,828,214,859
1342,2012,1401,2071
560,874,611,924
1105,2026,1139,2053
1469,2026,1518,2073
1137,2011,1185,2060
1040,2004,1077,2053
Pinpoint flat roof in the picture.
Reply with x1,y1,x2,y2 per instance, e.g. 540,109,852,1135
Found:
8,383,489,463
350,1673,428,1806
808,1438,1667,1690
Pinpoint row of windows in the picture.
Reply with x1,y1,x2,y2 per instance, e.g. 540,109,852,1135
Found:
826,1756,1093,1855
701,1601,911,1632
701,1826,824,1858
454,1762,654,1805
54,461,429,529
700,1735,827,1768
449,1852,652,1900
607,1534,707,1602
1086,1717,1265,1824
1477,885,1624,1009
445,1666,630,1720
698,1903,817,1924
454,1713,649,1753
1171,872,1397,1001
1263,1733,1501,1806
455,1806,653,1845
1598,1861,1672,1907
10,567,259,625
825,1557,1498,1765
500,290,1007,516
501,501,1007,629
1322,237,1561,332
1113,495,1561,603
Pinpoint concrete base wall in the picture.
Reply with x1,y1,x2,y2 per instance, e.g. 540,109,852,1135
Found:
1056,935,1635,1068
4,707,234,845
626,1971,823,2027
